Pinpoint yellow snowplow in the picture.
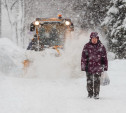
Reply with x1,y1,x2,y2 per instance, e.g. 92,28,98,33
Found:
27,14,74,51
23,15,74,69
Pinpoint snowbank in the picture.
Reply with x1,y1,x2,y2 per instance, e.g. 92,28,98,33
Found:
0,38,25,76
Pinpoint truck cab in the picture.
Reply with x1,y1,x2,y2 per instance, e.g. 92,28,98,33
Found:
27,15,74,51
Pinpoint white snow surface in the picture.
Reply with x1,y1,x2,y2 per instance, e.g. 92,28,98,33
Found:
0,36,126,113
0,38,25,76
107,6,118,15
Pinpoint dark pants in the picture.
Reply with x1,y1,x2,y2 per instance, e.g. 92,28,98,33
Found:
86,72,101,97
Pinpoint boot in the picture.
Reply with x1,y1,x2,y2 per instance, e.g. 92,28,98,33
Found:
94,94,99,99
87,93,93,98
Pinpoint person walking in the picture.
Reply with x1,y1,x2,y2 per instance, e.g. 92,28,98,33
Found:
81,32,108,99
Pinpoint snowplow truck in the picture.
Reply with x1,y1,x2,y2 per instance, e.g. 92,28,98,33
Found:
27,15,74,53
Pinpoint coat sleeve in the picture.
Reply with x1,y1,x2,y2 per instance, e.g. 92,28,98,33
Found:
81,45,88,71
101,45,108,71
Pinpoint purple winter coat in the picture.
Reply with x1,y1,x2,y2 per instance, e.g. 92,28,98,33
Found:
81,40,108,74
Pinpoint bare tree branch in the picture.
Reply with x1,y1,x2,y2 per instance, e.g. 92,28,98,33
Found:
4,0,12,26
10,0,18,10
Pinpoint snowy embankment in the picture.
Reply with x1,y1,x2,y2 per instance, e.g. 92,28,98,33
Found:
0,36,126,113
0,38,25,76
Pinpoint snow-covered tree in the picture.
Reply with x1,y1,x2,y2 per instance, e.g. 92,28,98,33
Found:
72,0,110,30
1,0,24,46
72,0,88,28
102,0,126,59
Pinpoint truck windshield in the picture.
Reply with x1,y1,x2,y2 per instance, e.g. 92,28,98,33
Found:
39,23,66,47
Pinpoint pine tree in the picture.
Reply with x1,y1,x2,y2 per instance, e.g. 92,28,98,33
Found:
102,0,126,59
72,0,110,30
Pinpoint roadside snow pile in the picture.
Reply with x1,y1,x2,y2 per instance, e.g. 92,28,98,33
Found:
0,38,25,76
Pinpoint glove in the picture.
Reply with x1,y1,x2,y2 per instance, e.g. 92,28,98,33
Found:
102,65,107,71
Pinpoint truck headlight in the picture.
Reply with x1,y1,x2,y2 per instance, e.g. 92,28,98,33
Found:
65,21,70,26
35,21,39,25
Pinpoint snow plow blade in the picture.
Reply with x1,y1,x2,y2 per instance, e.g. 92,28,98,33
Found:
23,59,30,71
52,45,63,56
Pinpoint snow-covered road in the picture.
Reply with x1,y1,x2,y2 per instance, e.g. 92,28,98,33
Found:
0,60,126,113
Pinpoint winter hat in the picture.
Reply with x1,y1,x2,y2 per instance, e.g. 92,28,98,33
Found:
90,32,99,40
